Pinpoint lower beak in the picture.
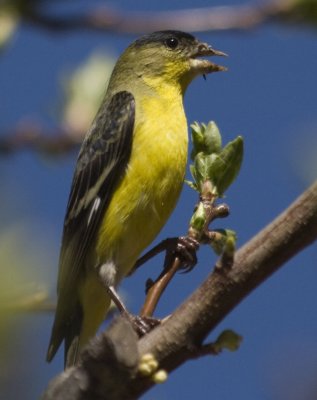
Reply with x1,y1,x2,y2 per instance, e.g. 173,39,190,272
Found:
190,42,228,74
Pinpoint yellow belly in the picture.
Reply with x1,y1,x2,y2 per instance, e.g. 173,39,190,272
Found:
96,91,188,277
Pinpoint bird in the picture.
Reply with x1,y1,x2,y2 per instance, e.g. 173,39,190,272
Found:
46,30,226,368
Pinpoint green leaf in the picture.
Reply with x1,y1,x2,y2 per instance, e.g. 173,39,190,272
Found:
190,122,205,160
223,233,236,259
213,330,242,352
190,121,222,160
188,122,244,198
184,179,197,191
204,121,222,154
189,164,197,184
208,136,244,196
209,229,237,255
189,202,206,232
193,153,207,189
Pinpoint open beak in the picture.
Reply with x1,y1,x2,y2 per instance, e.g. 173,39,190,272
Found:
189,41,227,75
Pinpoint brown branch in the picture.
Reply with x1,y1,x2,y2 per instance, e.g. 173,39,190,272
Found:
134,180,317,395
21,1,302,35
42,180,317,399
0,126,79,156
43,317,140,400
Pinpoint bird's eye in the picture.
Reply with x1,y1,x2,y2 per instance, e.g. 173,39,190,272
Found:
165,37,179,50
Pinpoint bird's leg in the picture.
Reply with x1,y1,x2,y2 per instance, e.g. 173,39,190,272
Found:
139,236,199,317
131,236,199,276
163,236,199,273
141,236,200,294
106,285,129,314
105,285,160,337
140,203,230,317
140,256,182,317
130,239,173,274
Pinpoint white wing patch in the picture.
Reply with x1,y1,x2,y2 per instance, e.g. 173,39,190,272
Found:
87,196,101,226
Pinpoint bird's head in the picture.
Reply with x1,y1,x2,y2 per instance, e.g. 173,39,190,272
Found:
111,30,227,94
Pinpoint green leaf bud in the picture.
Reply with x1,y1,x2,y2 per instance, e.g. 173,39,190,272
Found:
214,330,242,352
208,136,244,196
190,202,206,232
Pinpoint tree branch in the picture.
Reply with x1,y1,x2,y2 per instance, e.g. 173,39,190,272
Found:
0,126,79,156
43,318,140,400
20,1,311,35
42,180,317,399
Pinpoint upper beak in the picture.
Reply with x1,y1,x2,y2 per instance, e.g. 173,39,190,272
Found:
190,41,228,74
195,42,228,58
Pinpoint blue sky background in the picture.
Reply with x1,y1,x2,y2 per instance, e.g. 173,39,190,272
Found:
1,1,317,399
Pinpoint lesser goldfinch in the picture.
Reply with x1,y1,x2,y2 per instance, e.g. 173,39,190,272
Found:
46,30,225,367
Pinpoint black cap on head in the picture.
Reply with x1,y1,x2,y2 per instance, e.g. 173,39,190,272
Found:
134,30,196,47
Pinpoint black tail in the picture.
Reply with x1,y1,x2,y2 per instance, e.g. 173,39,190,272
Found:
46,302,83,369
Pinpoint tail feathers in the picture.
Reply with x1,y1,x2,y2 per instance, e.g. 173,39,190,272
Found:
64,307,83,368
46,302,83,369
46,331,63,363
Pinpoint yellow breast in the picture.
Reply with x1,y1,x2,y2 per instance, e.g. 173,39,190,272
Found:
96,85,188,277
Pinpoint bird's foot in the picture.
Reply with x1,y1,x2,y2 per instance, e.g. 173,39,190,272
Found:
124,313,161,337
164,236,199,273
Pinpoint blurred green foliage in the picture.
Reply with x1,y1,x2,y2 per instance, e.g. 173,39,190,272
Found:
62,53,115,138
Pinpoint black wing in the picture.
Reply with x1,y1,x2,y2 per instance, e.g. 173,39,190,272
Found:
46,91,135,363
58,90,135,292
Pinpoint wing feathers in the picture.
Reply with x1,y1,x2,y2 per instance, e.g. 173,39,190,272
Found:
47,91,135,363
59,91,135,288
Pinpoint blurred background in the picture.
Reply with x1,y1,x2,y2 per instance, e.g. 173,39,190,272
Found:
1,0,317,399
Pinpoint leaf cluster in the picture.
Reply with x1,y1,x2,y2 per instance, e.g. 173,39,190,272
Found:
187,122,243,198
187,122,243,256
